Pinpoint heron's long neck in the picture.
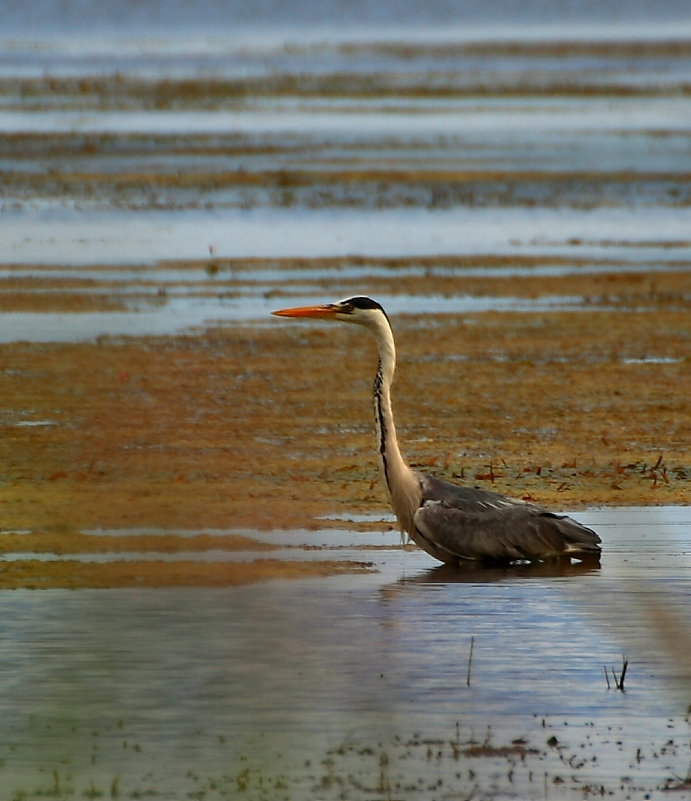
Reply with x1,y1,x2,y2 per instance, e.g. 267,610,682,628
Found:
372,323,421,536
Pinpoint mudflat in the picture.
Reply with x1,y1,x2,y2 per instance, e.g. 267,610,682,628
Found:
2,265,689,586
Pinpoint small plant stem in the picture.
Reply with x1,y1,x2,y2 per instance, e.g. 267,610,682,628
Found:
466,636,475,687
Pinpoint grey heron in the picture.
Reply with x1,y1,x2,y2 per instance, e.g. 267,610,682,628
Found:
272,296,601,565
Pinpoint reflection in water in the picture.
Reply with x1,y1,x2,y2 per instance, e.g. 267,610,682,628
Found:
395,557,602,585
0,508,688,798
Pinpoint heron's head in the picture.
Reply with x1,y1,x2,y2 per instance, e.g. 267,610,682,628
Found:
272,296,390,329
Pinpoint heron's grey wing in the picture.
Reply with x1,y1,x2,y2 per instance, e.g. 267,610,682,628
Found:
414,475,601,562
418,474,531,512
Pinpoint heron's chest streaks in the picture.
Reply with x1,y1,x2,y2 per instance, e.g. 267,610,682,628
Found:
372,365,390,488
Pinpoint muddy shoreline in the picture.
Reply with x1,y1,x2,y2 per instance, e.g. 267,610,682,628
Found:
2,264,689,587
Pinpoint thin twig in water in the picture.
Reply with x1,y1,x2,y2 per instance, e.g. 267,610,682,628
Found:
605,656,629,691
617,656,629,690
466,636,475,687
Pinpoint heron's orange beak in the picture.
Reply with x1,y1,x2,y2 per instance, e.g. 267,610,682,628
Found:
271,304,339,319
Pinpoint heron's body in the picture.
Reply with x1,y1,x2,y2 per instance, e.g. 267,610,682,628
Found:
272,296,601,565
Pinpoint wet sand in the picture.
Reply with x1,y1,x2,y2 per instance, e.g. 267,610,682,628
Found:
2,266,689,587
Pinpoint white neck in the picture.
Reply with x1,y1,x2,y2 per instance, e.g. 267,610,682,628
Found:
369,316,421,536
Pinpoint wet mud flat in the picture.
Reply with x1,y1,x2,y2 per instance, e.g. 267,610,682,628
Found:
2,265,690,587
3,36,691,216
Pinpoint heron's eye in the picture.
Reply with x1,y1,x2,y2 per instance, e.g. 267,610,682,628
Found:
340,303,354,314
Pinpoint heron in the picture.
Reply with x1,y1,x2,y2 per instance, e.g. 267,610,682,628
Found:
272,296,601,565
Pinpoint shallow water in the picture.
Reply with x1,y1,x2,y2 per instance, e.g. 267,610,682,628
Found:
0,507,689,799
6,207,691,267
3,9,691,343
0,291,601,342
3,206,691,341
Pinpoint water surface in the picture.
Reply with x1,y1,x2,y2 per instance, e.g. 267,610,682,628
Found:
0,507,689,799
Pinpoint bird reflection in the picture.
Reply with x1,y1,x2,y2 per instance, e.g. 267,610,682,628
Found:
393,557,601,587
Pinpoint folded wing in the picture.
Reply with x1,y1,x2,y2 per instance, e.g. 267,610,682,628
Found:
413,475,601,563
